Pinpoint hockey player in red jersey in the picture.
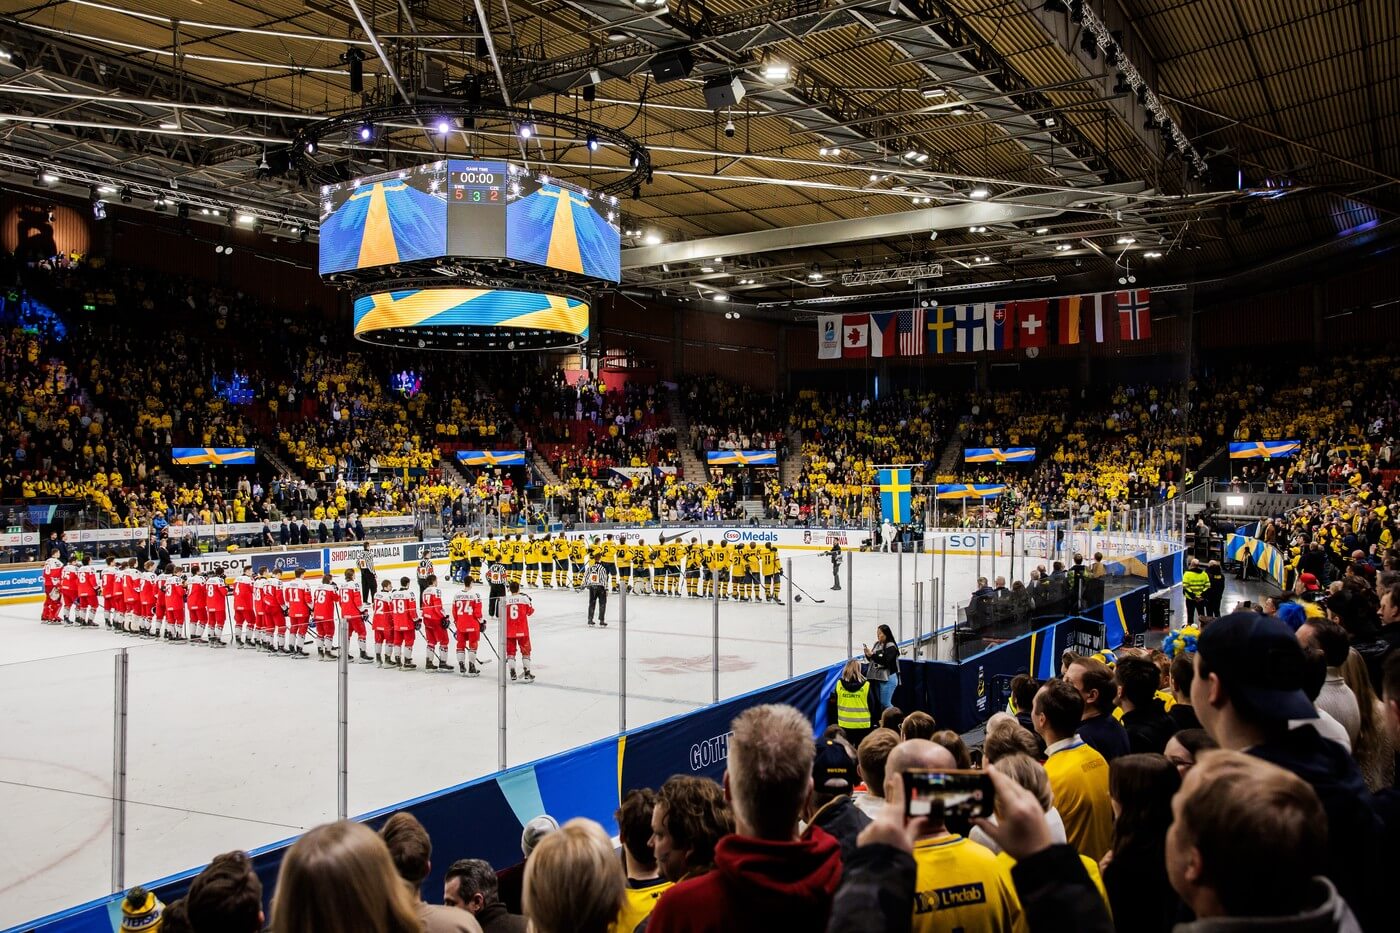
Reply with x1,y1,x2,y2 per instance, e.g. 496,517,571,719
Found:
265,568,289,654
75,556,99,627
312,573,339,660
285,568,312,658
186,566,206,638
138,561,159,635
419,574,447,671
162,568,186,641
371,578,394,666
203,571,228,646
100,556,118,628
338,569,371,662
232,567,255,648
391,576,419,670
59,556,79,625
41,550,63,623
502,580,535,682
451,578,484,676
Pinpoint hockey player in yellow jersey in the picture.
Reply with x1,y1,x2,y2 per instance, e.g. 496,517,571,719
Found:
570,535,588,587
616,539,634,593
763,544,783,603
685,538,705,598
705,540,726,598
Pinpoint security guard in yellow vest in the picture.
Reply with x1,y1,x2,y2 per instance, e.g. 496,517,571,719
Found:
827,658,881,747
1182,557,1211,625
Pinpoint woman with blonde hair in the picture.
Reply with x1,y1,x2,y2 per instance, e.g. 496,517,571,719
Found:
825,657,883,749
523,818,624,933
270,820,421,933
1339,648,1396,791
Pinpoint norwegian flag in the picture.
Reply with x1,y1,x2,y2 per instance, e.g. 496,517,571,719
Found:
897,307,925,356
1117,289,1151,340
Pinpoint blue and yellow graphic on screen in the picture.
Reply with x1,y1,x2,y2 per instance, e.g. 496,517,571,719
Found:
706,450,778,466
507,180,621,282
964,447,1036,463
934,483,1008,500
319,165,447,275
878,468,912,523
456,450,527,467
1228,440,1301,460
353,288,589,343
172,447,256,466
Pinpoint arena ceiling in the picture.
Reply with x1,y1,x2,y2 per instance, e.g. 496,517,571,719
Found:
1,0,1397,312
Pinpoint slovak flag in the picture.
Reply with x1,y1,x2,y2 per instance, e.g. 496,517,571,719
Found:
1117,289,1151,340
986,303,1011,350
842,314,870,357
1015,299,1049,348
869,312,898,357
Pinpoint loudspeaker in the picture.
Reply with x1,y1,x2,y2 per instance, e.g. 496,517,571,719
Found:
649,48,694,83
703,74,746,111
1148,596,1171,631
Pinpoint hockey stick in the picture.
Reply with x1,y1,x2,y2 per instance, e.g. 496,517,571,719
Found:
787,576,827,604
445,620,495,662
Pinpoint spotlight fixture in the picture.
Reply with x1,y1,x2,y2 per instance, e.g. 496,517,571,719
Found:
1034,226,1049,234
1114,72,1132,95
357,124,373,142
35,169,57,186
643,231,662,245
586,132,599,152
91,199,106,220
761,61,790,82
922,87,948,98
712,292,729,302
1041,116,1057,128
1054,243,1073,251
869,173,880,182
724,118,736,138
1116,235,1136,245
304,140,317,155
341,47,366,94
968,225,987,233
1143,251,1162,259
948,106,970,116
236,213,256,225
120,186,131,203
968,185,990,199
518,121,535,140
435,118,452,135
807,263,822,280
1079,31,1098,58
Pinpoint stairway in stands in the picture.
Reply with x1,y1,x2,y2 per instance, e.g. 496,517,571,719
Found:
666,388,706,482
780,426,805,486
531,453,562,487
439,456,471,490
934,423,967,477
256,442,299,479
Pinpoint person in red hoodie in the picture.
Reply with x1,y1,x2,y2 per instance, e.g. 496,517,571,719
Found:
647,704,843,933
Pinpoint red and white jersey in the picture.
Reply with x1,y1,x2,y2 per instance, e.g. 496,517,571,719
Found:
391,591,417,626
502,592,533,639
372,590,394,627
42,558,63,591
265,577,286,610
451,591,483,629
285,578,312,614
60,564,78,592
337,582,363,619
100,565,118,596
117,567,134,601
187,575,207,609
233,573,255,610
312,583,339,622
76,565,97,595
140,571,158,603
420,585,445,624
165,576,186,607
204,577,227,615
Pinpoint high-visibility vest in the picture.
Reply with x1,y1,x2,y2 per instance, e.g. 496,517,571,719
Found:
1183,569,1211,599
836,682,872,731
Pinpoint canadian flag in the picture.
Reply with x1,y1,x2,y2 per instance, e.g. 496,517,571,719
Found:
842,314,869,357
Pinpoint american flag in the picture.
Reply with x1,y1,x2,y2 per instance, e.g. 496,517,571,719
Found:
897,307,925,355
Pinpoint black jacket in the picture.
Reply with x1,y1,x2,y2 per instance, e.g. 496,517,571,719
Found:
1077,714,1131,762
1102,838,1179,933
808,795,873,866
475,902,527,933
1168,703,1202,732
1120,700,1178,755
867,643,899,679
1249,725,1384,931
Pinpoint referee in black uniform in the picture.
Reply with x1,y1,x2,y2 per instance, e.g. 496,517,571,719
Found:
357,542,377,601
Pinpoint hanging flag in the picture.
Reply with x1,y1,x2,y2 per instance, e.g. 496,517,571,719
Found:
926,306,955,354
1054,296,1081,345
1088,292,1112,343
869,312,898,357
897,307,925,356
1228,441,1301,459
1015,299,1048,348
878,468,913,524
1117,289,1151,340
955,305,986,352
817,314,842,359
986,302,1012,350
842,314,869,357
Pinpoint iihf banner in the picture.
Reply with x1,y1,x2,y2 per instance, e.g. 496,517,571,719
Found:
934,483,1008,500
707,450,777,466
817,314,842,359
878,468,912,523
171,447,256,466
456,450,528,466
1228,440,1301,460
963,448,1036,463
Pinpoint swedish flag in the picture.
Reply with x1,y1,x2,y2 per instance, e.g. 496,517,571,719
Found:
878,468,912,524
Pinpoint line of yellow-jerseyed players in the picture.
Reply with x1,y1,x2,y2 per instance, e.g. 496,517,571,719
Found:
446,531,784,603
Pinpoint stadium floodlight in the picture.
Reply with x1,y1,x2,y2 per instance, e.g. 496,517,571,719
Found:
587,133,600,152
761,61,790,82
435,118,452,135
357,124,373,142
968,185,990,199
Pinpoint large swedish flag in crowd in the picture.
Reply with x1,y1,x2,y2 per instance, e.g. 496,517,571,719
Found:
879,468,912,523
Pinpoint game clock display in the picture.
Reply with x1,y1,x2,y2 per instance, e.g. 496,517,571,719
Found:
446,160,507,259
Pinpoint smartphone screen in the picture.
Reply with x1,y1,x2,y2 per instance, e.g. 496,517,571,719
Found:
904,769,995,821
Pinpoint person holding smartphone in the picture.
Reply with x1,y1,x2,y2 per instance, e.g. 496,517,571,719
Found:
863,624,900,708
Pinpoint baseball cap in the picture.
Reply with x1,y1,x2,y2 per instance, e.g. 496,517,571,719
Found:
812,739,857,792
1299,573,1320,592
521,814,559,856
1196,611,1317,722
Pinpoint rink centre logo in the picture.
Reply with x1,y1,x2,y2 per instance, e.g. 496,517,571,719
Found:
914,882,987,913
690,730,734,771
722,530,779,543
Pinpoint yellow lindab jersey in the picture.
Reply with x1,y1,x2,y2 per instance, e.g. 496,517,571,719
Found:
762,548,779,576
602,540,619,564
571,539,588,562
554,538,571,559
448,537,469,561
615,878,673,933
746,547,762,573
910,834,1016,933
706,545,726,572
686,543,704,568
995,851,1107,933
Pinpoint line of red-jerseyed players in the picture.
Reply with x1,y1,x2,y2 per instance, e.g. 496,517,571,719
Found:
38,552,533,677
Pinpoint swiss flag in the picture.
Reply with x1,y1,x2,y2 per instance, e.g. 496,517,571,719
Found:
1117,289,1151,340
842,314,869,357
1014,300,1048,348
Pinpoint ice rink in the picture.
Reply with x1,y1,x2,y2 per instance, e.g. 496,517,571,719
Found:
1,533,1176,928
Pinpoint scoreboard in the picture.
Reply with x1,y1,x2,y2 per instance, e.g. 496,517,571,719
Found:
446,160,508,259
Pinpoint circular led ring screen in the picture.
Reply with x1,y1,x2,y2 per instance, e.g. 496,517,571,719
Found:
353,286,590,351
